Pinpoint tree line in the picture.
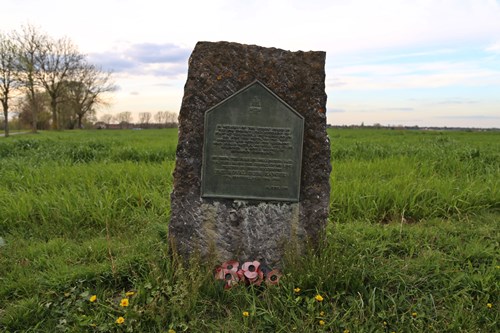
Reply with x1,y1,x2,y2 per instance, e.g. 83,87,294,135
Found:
97,111,178,129
0,25,115,137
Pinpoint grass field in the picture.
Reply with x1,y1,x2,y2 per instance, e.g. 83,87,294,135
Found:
0,128,498,332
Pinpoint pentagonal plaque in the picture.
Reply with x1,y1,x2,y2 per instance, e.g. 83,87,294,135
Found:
201,81,304,201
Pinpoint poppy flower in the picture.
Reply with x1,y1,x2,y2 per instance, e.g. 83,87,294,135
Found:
221,260,239,273
265,269,282,286
241,261,261,280
247,270,264,286
223,270,240,289
215,260,282,288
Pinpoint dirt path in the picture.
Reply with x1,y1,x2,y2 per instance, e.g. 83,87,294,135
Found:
0,131,30,137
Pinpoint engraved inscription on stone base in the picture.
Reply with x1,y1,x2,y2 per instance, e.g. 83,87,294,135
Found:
201,81,304,202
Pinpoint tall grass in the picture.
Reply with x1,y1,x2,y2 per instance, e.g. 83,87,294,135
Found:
329,129,499,223
0,128,498,332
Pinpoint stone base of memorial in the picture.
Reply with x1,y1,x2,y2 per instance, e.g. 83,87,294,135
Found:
169,41,331,268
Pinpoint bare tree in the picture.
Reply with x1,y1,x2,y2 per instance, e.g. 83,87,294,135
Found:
100,113,113,125
165,111,177,126
36,36,83,130
154,111,166,124
0,31,19,137
13,24,48,133
115,111,132,128
63,62,115,129
18,91,51,130
138,112,151,125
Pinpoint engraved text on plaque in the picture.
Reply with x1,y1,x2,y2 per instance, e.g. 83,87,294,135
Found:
201,81,304,201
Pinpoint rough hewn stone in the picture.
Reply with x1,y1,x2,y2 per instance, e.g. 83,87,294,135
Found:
169,41,330,267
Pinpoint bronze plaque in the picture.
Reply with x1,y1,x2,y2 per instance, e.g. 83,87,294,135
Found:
201,81,304,201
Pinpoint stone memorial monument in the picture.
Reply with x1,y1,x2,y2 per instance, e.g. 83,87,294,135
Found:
169,41,330,267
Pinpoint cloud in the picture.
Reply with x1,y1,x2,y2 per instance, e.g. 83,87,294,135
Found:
128,43,191,63
328,108,346,113
328,60,500,91
89,54,136,72
486,41,500,53
436,99,479,105
88,43,190,77
380,107,414,112
356,107,415,113
326,78,347,87
436,115,500,120
153,82,174,87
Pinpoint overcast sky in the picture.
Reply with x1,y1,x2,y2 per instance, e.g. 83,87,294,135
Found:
2,0,500,127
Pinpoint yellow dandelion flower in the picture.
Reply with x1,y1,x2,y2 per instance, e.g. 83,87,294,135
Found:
168,329,176,333
294,287,301,293
242,311,250,317
125,291,135,297
89,295,97,303
115,316,125,325
411,312,417,318
315,294,324,302
319,320,325,326
383,321,387,326
487,303,492,309
120,298,129,307
343,329,350,333
319,311,324,316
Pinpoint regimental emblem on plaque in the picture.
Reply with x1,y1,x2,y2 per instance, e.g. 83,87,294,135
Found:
248,96,262,113
201,80,304,202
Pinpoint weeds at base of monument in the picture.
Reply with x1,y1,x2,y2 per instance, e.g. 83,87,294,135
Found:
214,260,282,289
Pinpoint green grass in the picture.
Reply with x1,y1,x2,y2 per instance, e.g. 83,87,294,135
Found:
0,128,498,332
